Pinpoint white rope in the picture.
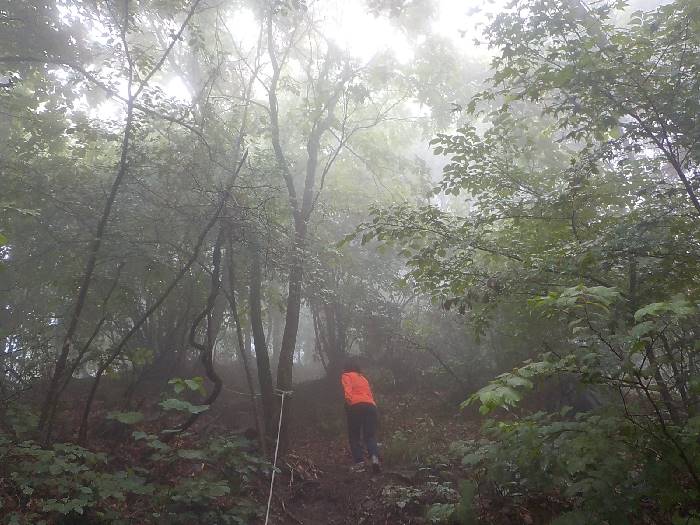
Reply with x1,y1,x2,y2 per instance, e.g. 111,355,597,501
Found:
264,389,292,525
222,386,261,398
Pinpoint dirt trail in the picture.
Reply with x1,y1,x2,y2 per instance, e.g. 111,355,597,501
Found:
262,379,477,525
277,452,386,524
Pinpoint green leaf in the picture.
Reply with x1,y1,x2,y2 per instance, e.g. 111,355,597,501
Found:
184,377,206,395
634,300,696,321
504,375,533,389
168,378,185,394
159,398,209,414
630,320,655,338
465,383,522,414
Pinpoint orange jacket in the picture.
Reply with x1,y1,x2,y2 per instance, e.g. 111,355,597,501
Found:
341,372,376,406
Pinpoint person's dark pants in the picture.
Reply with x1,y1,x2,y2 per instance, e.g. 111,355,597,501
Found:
346,402,379,463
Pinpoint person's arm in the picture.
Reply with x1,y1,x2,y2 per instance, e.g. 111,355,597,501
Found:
341,374,353,405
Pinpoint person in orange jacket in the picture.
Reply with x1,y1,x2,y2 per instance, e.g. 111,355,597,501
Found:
341,358,380,473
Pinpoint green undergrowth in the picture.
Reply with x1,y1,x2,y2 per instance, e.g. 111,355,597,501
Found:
415,288,700,524
447,410,700,524
0,401,267,524
0,434,265,524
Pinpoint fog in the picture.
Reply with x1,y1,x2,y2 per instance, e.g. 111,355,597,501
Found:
1,0,697,523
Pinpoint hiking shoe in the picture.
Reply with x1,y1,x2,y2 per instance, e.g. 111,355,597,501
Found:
350,463,366,473
370,455,381,474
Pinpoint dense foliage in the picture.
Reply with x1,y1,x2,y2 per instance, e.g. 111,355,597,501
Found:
358,0,700,522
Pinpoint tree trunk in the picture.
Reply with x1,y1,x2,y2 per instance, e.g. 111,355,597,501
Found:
324,301,347,379
250,238,275,436
271,303,283,374
311,302,329,369
171,229,226,436
276,248,304,393
225,237,267,455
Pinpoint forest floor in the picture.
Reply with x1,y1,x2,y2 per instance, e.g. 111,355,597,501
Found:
49,372,565,524
259,379,549,525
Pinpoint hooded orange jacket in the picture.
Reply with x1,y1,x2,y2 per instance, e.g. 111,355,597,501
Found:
341,372,376,406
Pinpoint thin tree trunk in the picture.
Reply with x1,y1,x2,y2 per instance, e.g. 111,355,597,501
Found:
311,303,329,368
172,229,225,436
225,236,267,455
271,304,283,374
276,254,304,392
645,343,682,425
265,312,273,354
659,333,690,416
250,238,275,436
324,302,345,378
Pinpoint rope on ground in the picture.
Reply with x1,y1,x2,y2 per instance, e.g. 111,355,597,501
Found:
264,388,293,525
222,386,261,398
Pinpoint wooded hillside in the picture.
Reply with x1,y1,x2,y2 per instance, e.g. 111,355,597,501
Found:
1,0,699,523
